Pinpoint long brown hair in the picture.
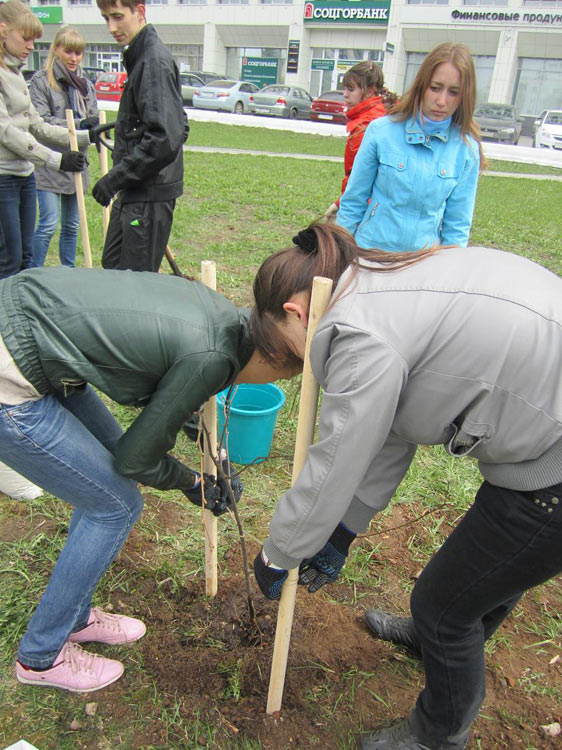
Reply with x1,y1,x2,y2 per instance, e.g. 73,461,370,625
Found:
389,42,486,168
0,0,42,69
252,222,440,369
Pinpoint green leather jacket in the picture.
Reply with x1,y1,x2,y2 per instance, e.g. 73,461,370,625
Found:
0,268,253,490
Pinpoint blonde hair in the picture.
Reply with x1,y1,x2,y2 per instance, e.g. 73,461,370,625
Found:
0,0,43,68
45,26,86,91
388,42,486,168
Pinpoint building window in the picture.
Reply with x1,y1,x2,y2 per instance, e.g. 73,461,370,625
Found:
179,0,206,4
523,0,562,5
145,0,168,4
68,0,92,5
514,57,562,114
261,0,293,3
408,0,448,5
217,0,249,4
464,0,507,4
169,44,204,73
37,0,60,5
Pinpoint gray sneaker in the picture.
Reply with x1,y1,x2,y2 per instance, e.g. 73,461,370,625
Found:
364,610,422,657
359,716,469,750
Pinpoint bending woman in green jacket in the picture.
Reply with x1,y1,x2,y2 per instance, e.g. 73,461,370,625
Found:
0,266,279,693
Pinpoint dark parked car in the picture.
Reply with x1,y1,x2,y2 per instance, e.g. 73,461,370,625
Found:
251,85,313,119
83,67,106,84
474,103,522,145
310,90,347,124
188,71,221,84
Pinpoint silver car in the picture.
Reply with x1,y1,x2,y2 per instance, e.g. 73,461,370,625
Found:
474,103,522,145
193,80,259,114
179,73,205,106
251,85,313,120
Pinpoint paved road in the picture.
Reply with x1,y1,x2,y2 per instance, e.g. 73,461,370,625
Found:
99,100,562,170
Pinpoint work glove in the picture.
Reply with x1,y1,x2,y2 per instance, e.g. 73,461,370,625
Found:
80,115,100,133
253,547,288,600
298,522,357,593
182,471,229,517
59,150,86,172
92,174,116,207
217,455,243,507
323,202,339,222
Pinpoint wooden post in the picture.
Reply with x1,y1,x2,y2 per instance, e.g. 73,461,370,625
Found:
98,110,111,239
65,109,92,268
266,275,333,715
200,260,218,597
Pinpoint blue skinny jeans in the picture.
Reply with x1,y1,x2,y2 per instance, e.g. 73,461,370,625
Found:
32,189,80,268
0,173,36,279
409,479,562,747
0,386,144,668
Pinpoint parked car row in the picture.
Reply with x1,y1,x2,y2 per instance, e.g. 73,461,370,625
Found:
533,109,562,149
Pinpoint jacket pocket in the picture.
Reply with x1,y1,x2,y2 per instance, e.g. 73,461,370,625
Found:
436,161,459,201
378,150,411,206
445,422,486,457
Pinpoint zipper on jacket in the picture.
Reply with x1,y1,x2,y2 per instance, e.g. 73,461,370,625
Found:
60,378,86,397
358,201,379,233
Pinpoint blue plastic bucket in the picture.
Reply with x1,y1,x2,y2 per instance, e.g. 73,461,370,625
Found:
217,383,286,465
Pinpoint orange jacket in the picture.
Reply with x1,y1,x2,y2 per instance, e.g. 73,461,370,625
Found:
337,95,387,205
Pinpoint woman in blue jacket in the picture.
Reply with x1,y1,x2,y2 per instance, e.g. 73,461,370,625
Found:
337,42,484,253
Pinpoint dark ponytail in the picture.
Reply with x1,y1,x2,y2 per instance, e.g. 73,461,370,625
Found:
252,222,440,368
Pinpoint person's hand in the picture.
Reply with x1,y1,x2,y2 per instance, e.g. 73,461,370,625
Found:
183,472,230,517
323,202,339,222
216,455,243,508
92,175,116,207
80,115,100,133
59,151,86,172
253,548,288,600
298,522,356,593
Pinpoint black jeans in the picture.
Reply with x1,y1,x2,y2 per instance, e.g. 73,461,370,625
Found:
102,197,175,272
409,480,562,745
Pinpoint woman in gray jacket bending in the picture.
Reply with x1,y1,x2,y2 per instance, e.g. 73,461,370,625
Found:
0,1,92,279
251,222,562,750
30,26,98,267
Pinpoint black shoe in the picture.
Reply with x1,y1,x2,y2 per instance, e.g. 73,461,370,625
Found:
359,716,468,750
359,717,431,749
364,610,422,657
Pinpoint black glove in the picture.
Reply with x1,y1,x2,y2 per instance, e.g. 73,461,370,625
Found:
80,115,100,134
217,456,243,508
183,472,229,518
92,174,116,207
298,522,357,593
59,151,86,172
253,548,288,600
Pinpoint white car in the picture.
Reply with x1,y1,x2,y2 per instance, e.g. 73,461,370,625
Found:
534,109,562,149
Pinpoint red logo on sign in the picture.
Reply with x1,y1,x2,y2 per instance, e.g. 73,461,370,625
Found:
304,3,313,18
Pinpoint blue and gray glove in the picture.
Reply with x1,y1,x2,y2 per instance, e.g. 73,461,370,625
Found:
253,548,288,600
298,522,357,593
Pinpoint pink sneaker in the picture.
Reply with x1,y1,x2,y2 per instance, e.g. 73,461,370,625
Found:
16,642,123,693
68,607,146,645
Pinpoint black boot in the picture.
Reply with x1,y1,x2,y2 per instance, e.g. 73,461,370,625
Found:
364,610,422,657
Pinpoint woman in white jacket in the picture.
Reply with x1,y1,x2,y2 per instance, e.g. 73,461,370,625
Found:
0,1,90,279
251,222,562,750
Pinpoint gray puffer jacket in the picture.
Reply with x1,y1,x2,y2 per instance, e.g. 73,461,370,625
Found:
29,69,98,194
263,246,562,570
0,53,89,176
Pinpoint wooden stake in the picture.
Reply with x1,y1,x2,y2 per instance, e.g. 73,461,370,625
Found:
65,110,92,268
201,260,218,598
98,110,111,239
266,275,333,715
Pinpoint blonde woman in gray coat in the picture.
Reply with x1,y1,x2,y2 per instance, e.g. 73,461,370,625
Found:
0,1,91,279
30,26,99,267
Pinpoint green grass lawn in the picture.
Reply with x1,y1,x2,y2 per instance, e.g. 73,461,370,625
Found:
0,136,561,749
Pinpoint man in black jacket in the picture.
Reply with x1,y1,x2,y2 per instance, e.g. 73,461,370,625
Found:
94,0,187,271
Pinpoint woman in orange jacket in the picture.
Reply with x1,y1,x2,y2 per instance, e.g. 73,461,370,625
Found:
325,61,396,220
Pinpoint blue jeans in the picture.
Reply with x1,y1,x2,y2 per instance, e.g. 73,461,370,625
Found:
409,480,562,746
32,190,80,267
0,386,144,668
0,173,37,279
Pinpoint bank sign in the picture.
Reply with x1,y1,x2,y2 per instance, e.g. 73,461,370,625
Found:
304,0,390,24
31,6,63,23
